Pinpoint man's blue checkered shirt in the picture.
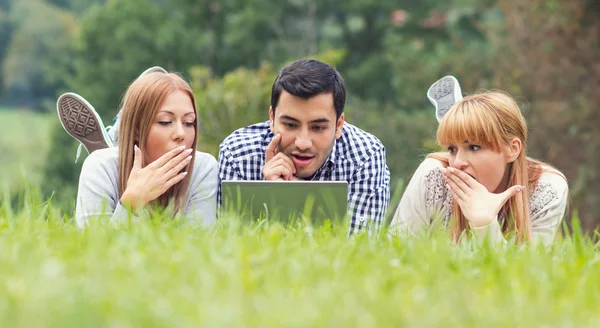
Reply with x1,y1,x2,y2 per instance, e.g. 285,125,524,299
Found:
217,120,390,236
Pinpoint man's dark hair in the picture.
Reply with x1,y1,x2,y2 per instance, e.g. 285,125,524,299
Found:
270,59,346,119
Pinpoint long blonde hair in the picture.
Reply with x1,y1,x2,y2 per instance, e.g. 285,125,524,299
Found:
429,91,553,243
117,72,198,214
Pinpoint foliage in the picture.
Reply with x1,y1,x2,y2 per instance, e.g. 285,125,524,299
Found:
480,0,600,230
2,0,78,110
0,0,598,231
0,193,599,326
192,64,274,156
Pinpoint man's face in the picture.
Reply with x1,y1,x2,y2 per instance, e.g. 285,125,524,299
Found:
269,90,344,179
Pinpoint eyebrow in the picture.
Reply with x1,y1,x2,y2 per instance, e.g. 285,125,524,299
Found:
159,110,195,116
280,115,331,124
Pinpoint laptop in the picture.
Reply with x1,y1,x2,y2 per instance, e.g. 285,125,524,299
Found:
220,180,349,226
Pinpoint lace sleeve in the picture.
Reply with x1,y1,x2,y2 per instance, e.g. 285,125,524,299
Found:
529,173,569,247
389,158,451,235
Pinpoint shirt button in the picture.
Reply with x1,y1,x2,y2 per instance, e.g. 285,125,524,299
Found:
359,216,365,222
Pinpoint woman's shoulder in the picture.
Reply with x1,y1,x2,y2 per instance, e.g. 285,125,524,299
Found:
413,157,446,179
192,151,218,169
189,151,218,183
537,166,568,193
81,147,119,172
529,166,569,215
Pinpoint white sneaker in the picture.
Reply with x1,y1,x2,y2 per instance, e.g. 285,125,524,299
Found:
56,92,114,162
107,66,168,144
427,75,463,122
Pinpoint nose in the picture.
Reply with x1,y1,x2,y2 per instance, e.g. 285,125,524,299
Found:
173,122,185,141
452,150,468,170
295,128,313,150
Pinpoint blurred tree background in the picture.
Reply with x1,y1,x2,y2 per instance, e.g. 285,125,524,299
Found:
0,0,598,230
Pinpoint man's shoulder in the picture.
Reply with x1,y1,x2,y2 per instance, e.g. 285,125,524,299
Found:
339,122,386,164
219,121,270,160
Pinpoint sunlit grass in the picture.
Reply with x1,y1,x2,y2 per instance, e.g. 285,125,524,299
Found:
0,190,599,327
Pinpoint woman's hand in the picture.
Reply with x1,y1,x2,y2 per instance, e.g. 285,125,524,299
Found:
442,167,524,228
120,145,193,211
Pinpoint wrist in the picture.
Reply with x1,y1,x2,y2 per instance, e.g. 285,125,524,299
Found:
120,190,146,212
470,215,498,229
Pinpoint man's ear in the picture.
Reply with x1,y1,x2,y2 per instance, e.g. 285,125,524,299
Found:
507,137,522,163
269,106,275,131
335,113,345,139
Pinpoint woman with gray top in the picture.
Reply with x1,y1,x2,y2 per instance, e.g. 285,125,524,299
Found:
57,70,218,227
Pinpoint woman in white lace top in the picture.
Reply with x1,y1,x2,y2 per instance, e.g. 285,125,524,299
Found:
390,90,568,246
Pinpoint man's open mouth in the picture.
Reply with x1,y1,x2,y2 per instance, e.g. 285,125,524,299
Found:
292,154,315,166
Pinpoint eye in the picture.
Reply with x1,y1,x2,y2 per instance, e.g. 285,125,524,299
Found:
284,122,297,129
184,122,196,127
158,121,171,126
447,146,457,154
312,126,326,131
469,144,481,151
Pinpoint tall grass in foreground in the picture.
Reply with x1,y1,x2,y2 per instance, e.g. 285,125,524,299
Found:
0,191,599,327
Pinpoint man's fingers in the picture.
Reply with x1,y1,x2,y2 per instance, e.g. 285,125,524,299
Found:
272,153,296,174
265,165,294,181
265,134,281,163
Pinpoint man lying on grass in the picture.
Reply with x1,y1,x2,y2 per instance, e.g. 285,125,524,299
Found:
389,76,569,247
217,59,391,236
56,69,218,227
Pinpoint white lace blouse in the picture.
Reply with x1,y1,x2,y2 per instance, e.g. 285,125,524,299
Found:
389,158,569,246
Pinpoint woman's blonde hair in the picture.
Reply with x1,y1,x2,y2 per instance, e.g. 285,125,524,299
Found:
117,72,198,214
428,90,558,243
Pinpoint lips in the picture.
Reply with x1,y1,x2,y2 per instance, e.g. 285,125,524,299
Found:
292,154,315,167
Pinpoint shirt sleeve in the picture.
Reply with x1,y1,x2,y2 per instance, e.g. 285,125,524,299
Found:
347,145,390,236
75,151,136,227
183,153,219,227
389,158,447,237
217,144,244,206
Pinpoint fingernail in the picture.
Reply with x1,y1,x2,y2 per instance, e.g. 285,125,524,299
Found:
446,184,451,190
448,167,454,172
179,146,186,151
517,185,524,191
134,145,139,151
186,148,193,154
186,155,192,161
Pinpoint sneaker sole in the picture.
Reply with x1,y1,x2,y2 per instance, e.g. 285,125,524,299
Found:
57,93,113,154
140,66,168,76
427,75,463,122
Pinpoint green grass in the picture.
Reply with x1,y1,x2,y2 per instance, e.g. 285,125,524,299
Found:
0,108,54,190
1,192,599,327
